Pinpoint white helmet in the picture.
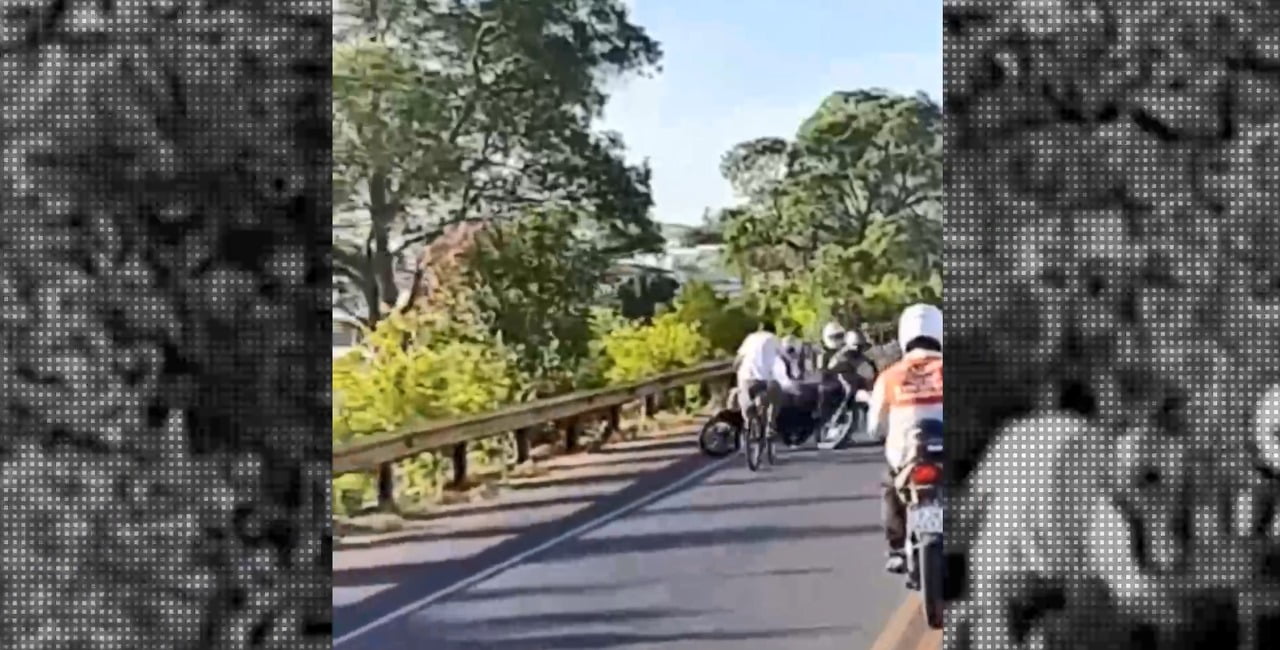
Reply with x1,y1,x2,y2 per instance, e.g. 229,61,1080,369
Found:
897,304,943,353
844,330,867,349
821,321,846,350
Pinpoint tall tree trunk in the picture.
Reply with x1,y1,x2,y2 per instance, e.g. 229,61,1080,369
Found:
369,172,400,313
359,276,380,327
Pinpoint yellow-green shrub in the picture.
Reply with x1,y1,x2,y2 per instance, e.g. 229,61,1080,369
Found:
576,306,634,389
778,283,827,339
599,312,712,385
332,310,516,515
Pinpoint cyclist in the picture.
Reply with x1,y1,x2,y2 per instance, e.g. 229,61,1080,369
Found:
867,304,943,573
733,322,781,434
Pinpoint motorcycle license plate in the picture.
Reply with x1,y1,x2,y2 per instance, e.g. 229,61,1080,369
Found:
908,505,944,534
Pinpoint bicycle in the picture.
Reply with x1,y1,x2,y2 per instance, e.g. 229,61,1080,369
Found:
744,389,776,471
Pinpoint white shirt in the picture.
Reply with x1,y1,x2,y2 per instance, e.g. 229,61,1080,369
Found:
735,331,780,383
770,356,801,393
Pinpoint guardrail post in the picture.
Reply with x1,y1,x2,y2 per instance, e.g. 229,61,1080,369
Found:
643,393,658,419
595,406,622,449
668,387,683,411
375,462,397,513
705,378,725,411
514,427,532,464
450,443,468,488
564,417,582,453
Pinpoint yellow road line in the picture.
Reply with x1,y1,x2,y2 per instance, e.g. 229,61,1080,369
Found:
868,595,920,650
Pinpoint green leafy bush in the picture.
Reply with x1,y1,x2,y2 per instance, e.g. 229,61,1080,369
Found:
669,281,760,354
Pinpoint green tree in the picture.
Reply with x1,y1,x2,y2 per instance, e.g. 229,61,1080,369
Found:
718,89,942,327
670,281,760,353
332,0,663,323
463,210,612,398
613,267,680,320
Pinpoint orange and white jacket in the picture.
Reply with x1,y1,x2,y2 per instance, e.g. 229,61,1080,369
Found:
867,348,943,470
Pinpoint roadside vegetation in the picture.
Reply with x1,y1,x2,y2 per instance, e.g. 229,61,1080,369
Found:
332,0,941,516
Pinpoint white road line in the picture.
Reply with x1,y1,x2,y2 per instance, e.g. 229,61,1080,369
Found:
334,453,737,647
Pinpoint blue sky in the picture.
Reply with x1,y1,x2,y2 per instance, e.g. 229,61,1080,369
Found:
600,1,941,226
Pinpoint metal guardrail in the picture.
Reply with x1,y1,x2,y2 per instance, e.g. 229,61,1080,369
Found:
334,359,735,510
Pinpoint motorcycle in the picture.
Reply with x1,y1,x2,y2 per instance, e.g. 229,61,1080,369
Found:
893,418,945,629
697,386,825,458
816,345,878,450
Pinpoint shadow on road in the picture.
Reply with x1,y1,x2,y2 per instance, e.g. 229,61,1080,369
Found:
367,521,554,544
697,474,801,487
397,492,602,524
773,450,886,467
335,453,725,632
544,453,691,471
531,523,881,565
336,559,452,588
446,566,834,604
590,437,697,455
437,606,724,632
504,471,652,492
425,624,861,649
336,521,870,589
634,494,876,517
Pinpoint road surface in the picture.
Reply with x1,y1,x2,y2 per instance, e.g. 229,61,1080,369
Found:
334,435,940,650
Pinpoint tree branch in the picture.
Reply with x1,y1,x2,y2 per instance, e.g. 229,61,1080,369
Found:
443,21,500,146
390,227,445,258
332,246,368,276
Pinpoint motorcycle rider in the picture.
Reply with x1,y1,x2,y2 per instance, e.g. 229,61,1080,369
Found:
867,303,943,574
821,321,847,368
840,330,879,385
817,329,876,425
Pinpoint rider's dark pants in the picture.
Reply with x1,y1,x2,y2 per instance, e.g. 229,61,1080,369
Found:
767,381,818,444
882,465,906,551
817,372,872,423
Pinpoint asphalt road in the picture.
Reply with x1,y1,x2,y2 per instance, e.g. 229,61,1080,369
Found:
335,442,924,650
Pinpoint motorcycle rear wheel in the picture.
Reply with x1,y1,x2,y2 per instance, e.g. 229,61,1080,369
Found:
919,535,945,629
698,417,739,458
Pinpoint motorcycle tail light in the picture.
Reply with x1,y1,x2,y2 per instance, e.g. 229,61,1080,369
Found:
910,463,940,485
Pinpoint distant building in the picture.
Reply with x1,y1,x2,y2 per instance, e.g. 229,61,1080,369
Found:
620,243,742,297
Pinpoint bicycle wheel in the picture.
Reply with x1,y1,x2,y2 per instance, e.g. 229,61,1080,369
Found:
745,406,764,472
761,401,777,466
765,427,776,465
